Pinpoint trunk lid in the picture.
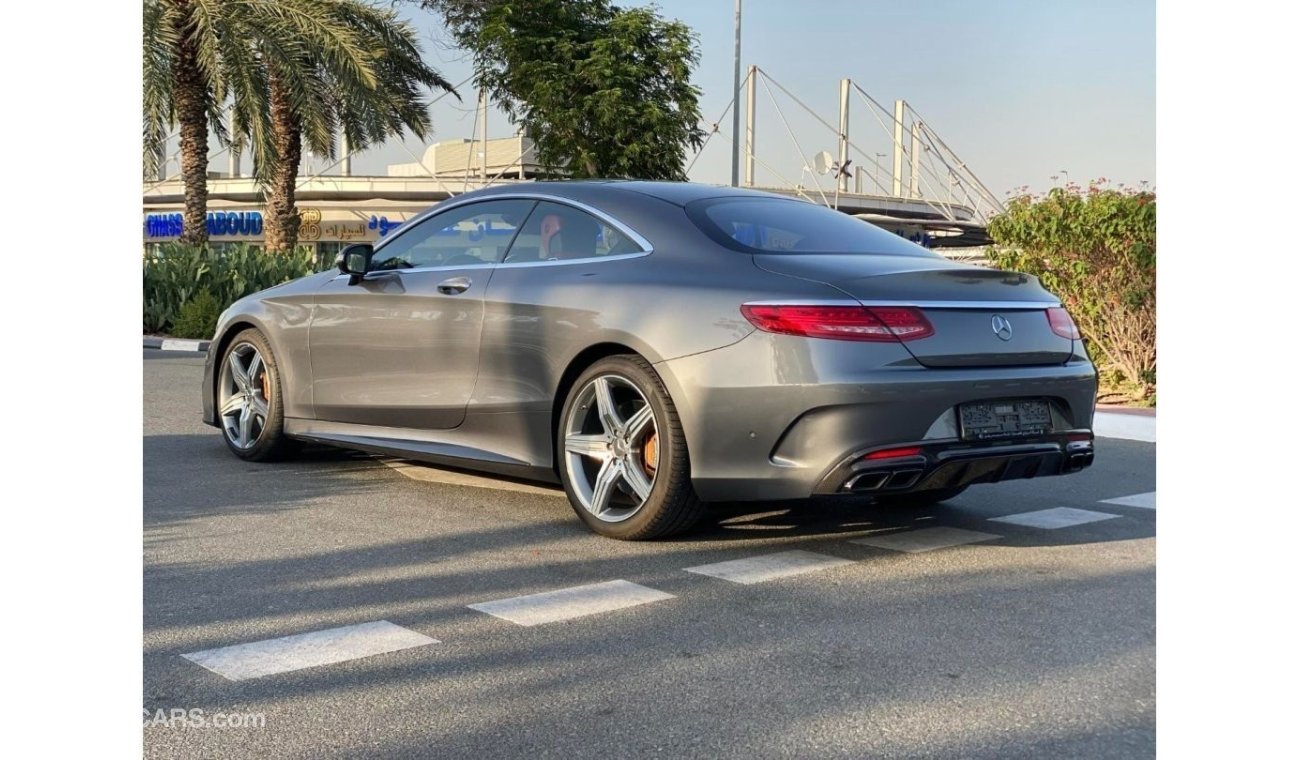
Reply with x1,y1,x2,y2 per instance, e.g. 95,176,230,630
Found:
754,253,1073,368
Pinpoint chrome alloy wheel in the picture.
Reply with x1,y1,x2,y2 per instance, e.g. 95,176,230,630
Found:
218,343,271,450
563,374,660,522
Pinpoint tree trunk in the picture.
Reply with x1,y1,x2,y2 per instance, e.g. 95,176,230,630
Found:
171,4,209,247
264,72,302,254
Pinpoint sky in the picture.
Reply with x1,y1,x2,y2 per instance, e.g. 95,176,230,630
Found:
297,0,1155,198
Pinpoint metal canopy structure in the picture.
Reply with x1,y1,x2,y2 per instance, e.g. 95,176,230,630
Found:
688,67,1003,247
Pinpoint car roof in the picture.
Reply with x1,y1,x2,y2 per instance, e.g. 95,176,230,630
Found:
470,180,797,207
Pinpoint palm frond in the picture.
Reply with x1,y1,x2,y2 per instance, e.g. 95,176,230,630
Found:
142,0,178,176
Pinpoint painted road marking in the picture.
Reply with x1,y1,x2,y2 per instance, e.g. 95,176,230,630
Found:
990,506,1121,529
683,550,854,585
468,580,674,626
1100,491,1156,509
160,338,203,352
851,526,1002,554
381,458,564,497
181,621,437,681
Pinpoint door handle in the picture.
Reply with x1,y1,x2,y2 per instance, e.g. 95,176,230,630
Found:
437,276,472,294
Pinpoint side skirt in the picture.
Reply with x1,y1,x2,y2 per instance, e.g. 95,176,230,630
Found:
284,417,560,485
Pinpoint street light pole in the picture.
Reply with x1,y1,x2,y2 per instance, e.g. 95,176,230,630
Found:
731,0,742,187
874,152,885,193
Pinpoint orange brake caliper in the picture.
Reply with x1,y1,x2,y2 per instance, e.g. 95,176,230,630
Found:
642,431,658,475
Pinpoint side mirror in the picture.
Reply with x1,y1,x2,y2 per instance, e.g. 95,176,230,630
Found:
336,243,374,285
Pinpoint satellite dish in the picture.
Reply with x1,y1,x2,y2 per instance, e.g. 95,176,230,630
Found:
813,151,833,175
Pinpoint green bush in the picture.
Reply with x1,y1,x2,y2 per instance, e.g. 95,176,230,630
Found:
987,181,1156,404
171,290,222,339
143,243,317,335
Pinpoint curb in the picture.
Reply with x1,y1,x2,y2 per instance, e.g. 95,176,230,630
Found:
1093,410,1156,443
144,336,211,353
1096,404,1156,417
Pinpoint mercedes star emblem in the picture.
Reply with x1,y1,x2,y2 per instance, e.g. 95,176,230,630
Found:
991,314,1013,341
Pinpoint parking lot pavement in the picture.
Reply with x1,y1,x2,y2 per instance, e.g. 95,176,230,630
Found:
144,350,1155,759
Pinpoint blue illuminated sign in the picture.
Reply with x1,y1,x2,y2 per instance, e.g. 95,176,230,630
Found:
368,215,403,237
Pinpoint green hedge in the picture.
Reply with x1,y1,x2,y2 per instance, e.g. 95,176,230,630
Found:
987,182,1156,404
143,243,317,337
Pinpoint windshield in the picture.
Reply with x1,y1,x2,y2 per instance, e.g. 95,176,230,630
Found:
685,197,939,257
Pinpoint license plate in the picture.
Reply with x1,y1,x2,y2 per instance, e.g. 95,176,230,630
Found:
959,399,1052,440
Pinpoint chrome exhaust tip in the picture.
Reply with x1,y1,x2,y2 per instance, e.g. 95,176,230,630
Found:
885,469,924,489
845,472,890,491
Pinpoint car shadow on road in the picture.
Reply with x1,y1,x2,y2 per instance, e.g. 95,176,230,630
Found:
322,449,1155,550
145,430,1154,553
144,433,392,531
683,491,1155,548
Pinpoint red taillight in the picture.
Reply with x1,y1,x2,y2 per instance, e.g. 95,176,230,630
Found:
740,304,934,342
1046,307,1082,340
864,446,924,460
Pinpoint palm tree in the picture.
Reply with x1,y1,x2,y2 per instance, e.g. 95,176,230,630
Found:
143,0,384,247
261,1,456,252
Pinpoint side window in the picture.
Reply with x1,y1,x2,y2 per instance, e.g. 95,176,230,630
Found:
371,199,536,270
503,201,647,264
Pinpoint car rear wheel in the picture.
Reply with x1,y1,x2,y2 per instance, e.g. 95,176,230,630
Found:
558,355,703,540
217,329,298,461
873,486,968,508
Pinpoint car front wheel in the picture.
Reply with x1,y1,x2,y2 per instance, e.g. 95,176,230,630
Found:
557,355,703,540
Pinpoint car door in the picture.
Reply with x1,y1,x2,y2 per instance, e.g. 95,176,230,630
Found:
308,199,535,430
474,199,653,416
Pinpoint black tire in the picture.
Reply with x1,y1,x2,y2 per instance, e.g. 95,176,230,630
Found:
216,328,299,462
873,486,968,508
557,355,704,540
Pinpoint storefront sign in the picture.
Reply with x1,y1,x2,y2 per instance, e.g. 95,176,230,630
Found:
145,211,264,238
368,215,403,237
328,221,369,241
298,208,322,241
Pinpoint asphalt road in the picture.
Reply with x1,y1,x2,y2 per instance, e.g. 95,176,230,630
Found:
143,349,1156,759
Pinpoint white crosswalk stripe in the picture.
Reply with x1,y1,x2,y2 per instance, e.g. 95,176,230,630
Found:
1100,491,1156,509
468,580,674,626
683,550,854,585
181,621,438,681
989,506,1121,529
851,526,1002,553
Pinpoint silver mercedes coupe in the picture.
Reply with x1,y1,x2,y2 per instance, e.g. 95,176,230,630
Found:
202,181,1097,539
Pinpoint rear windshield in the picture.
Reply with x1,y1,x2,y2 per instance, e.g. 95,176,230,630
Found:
685,197,938,257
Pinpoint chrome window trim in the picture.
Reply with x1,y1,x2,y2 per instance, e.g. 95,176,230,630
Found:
496,250,652,269
373,192,655,264
331,262,495,282
330,249,651,281
741,299,1061,310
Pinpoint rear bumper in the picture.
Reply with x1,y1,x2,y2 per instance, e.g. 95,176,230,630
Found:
655,331,1098,502
812,434,1094,496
